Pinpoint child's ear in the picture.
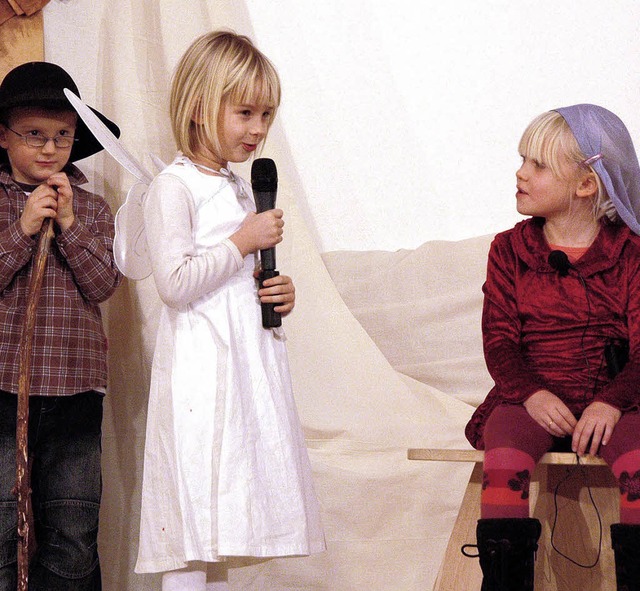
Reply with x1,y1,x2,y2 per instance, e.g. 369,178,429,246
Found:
576,171,598,198
191,100,204,125
0,124,8,149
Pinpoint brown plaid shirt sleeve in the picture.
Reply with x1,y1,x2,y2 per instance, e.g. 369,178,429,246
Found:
0,164,122,396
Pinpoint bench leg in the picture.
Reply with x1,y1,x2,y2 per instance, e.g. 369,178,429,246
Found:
432,462,483,590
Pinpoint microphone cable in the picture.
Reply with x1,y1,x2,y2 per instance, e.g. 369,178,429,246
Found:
548,252,603,568
576,270,593,407
549,453,603,568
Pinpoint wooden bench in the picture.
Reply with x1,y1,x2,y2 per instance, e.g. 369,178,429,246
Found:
408,449,617,591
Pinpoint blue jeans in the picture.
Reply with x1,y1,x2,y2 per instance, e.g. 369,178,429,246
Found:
0,390,103,590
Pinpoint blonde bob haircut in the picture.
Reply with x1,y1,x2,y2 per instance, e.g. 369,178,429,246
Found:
519,110,618,223
170,30,281,161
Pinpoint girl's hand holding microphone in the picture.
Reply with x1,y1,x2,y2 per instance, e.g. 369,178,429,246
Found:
230,208,296,316
230,208,284,258
258,273,295,316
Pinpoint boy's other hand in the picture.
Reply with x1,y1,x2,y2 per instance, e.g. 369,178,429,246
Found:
47,172,74,232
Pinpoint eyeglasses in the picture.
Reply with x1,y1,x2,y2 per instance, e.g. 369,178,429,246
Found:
6,127,78,149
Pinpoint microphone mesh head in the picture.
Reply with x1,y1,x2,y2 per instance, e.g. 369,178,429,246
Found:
251,158,278,192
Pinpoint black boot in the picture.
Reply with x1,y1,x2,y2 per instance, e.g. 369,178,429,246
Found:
611,523,640,591
463,518,541,591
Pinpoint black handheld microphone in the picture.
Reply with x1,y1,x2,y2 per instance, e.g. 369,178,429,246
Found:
251,158,282,328
548,250,572,277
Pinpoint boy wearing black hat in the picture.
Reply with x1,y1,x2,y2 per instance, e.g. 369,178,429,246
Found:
0,62,121,589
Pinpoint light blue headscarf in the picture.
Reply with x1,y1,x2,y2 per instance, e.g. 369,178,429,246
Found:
554,104,640,235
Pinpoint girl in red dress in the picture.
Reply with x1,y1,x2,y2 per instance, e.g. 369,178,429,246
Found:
465,105,640,591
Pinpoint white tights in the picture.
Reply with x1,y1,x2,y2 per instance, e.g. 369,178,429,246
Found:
161,562,229,591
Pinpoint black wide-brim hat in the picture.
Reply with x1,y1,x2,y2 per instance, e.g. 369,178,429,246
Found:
0,61,120,163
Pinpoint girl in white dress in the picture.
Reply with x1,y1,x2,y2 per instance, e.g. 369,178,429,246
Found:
135,31,325,590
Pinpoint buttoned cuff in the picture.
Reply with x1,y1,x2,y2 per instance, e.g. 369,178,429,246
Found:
6,220,35,252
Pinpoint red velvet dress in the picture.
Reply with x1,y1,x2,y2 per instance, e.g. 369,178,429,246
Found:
466,217,640,449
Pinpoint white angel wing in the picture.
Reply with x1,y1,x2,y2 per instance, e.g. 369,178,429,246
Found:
64,89,153,185
112,183,152,280
64,88,157,280
149,153,166,176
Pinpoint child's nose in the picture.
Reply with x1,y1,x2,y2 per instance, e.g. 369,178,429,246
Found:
251,119,268,137
41,138,57,152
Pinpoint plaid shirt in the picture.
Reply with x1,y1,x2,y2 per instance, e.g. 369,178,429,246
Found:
0,163,122,396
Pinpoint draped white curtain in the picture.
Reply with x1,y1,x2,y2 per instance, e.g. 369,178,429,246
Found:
45,1,640,254
42,1,640,589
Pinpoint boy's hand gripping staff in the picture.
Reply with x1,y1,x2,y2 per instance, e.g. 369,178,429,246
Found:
251,158,282,328
16,217,55,591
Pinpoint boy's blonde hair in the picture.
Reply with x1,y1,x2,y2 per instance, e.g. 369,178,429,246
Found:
170,31,281,161
518,111,618,223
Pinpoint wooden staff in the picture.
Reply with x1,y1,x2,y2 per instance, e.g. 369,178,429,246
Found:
15,217,54,591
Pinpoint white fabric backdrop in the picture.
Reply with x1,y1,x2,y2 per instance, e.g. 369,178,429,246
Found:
44,0,640,253
40,1,640,589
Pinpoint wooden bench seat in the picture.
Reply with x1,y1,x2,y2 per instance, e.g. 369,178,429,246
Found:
408,448,617,591
408,448,608,465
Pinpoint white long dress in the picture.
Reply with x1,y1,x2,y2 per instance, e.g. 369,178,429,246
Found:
135,156,325,574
